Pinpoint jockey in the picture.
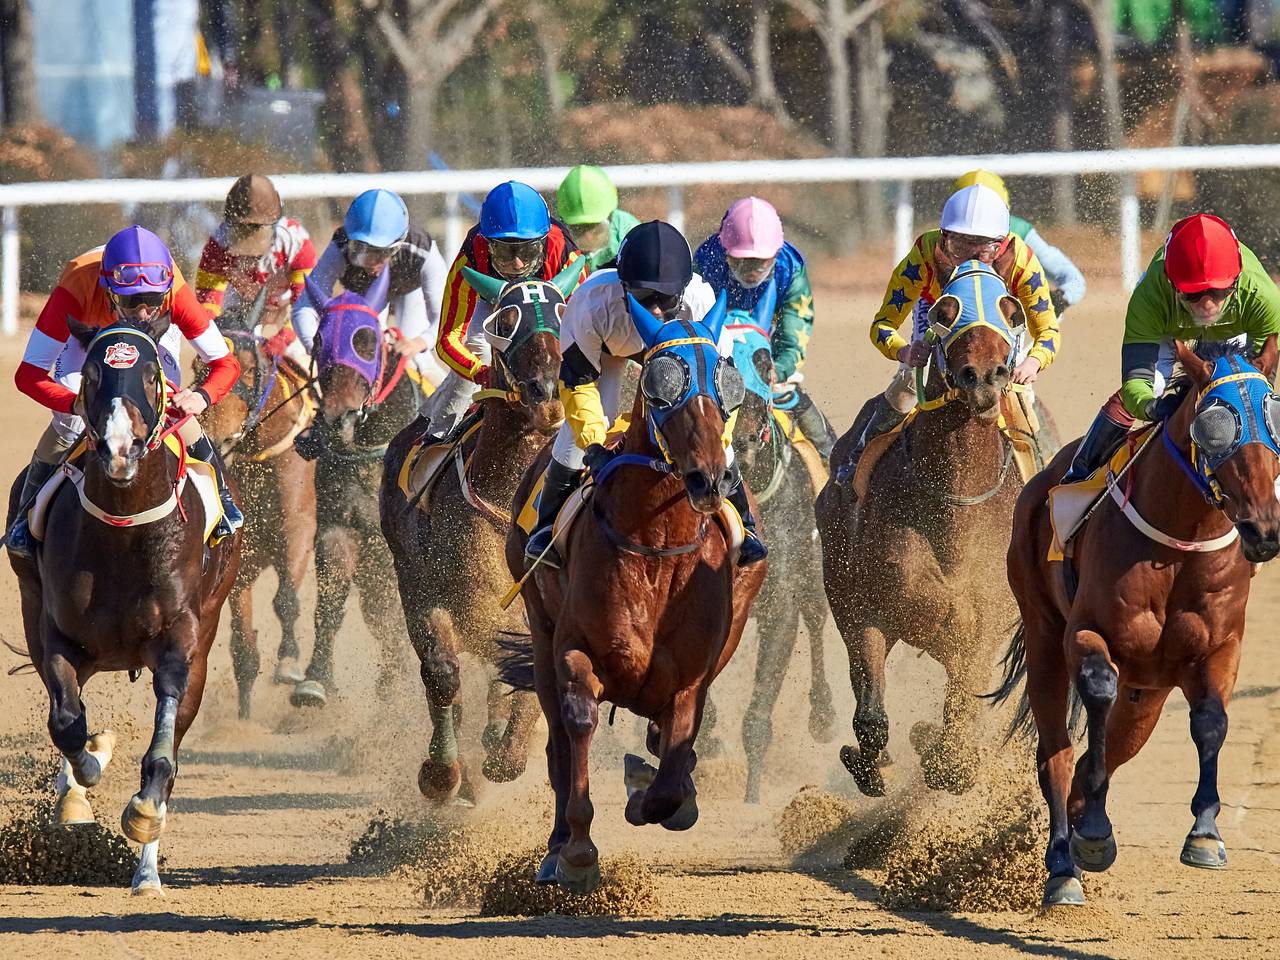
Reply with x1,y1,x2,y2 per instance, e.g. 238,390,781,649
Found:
293,188,449,388
524,219,767,568
425,180,588,441
954,169,1087,315
847,184,1061,473
555,164,640,271
1062,213,1280,483
9,226,244,557
693,196,838,463
196,174,315,368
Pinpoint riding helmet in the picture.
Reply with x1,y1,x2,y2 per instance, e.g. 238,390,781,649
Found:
953,169,1011,207
556,165,618,226
1164,214,1242,294
99,226,174,295
480,181,550,240
617,220,692,296
344,189,409,248
719,196,784,259
940,184,1010,240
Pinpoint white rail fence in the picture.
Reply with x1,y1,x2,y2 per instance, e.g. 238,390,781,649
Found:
3,143,1280,336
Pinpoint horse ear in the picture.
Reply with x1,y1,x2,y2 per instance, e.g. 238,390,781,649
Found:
931,296,960,328
366,262,391,314
751,279,777,334
66,315,98,348
699,289,729,343
550,256,584,297
303,271,330,314
461,266,507,304
627,292,667,349
1253,333,1279,383
998,295,1026,328
482,305,521,349
1174,339,1213,385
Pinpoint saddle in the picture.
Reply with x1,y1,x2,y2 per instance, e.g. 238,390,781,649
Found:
29,434,225,545
769,407,828,496
395,416,484,511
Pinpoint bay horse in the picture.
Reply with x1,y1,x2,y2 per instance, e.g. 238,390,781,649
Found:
816,259,1026,797
991,337,1280,907
7,319,240,895
289,267,422,708
380,263,575,804
503,291,766,894
722,284,833,804
200,302,317,719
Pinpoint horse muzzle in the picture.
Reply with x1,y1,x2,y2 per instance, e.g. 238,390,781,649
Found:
1236,518,1280,563
683,468,728,516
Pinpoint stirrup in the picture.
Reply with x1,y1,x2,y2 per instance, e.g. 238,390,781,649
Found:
6,518,35,559
738,532,768,566
524,526,561,569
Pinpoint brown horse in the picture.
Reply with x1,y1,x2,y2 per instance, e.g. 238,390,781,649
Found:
7,318,240,895
503,293,765,894
380,268,571,804
991,337,1280,907
200,317,317,719
816,261,1026,797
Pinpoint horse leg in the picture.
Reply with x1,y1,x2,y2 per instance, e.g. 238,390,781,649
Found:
839,621,891,797
1067,635,1119,874
554,648,603,894
271,573,304,685
227,580,260,720
415,607,464,803
1179,646,1239,870
273,456,314,684
484,686,540,784
355,535,406,701
915,647,983,795
533,626,571,885
626,686,702,830
293,525,358,708
41,630,115,826
741,589,800,804
802,589,836,743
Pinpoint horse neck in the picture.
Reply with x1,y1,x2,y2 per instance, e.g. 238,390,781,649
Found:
356,376,417,446
81,442,175,519
1134,397,1235,542
599,417,703,541
468,399,544,503
905,398,1006,499
248,361,303,454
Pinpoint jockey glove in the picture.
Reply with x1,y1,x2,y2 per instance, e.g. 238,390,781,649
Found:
1050,288,1069,316
584,442,615,475
1144,390,1183,423
474,365,492,389
263,326,297,357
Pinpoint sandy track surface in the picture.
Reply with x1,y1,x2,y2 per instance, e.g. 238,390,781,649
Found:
3,278,1280,959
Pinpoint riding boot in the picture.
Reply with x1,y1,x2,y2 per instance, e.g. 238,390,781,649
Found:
188,434,245,539
524,459,583,569
835,398,907,484
1061,411,1130,485
726,461,768,566
792,388,838,464
6,456,57,559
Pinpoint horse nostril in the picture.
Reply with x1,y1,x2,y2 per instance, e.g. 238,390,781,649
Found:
990,364,1010,385
957,365,978,388
684,471,713,498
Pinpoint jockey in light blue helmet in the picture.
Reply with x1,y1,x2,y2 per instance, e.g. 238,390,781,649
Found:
343,188,410,267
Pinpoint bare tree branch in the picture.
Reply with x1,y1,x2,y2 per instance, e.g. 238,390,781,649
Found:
375,9,419,76
706,33,753,87
841,0,888,34
431,0,500,74
946,0,1018,81
781,0,824,28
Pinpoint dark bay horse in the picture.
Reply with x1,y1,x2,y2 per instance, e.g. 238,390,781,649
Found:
200,306,317,719
7,320,240,895
991,338,1280,907
816,259,1026,797
380,265,574,804
504,291,766,894
290,268,422,708
722,288,833,804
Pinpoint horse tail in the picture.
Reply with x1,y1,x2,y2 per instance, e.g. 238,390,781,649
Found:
981,618,1035,742
495,630,536,692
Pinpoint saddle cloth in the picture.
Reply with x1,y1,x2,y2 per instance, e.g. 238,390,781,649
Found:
1046,425,1157,562
29,434,224,545
396,419,484,511
769,408,828,496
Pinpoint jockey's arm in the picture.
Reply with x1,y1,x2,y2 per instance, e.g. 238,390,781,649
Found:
286,231,319,310
1022,225,1086,308
558,301,609,450
1007,241,1061,374
14,285,84,413
171,283,240,407
194,236,230,317
292,239,344,351
437,249,486,382
869,241,930,361
391,240,450,356
772,264,813,381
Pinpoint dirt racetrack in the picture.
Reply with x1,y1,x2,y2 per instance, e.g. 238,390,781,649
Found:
3,269,1280,960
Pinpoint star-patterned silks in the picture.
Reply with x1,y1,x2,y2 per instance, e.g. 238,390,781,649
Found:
902,261,922,282
1038,338,1057,352
791,293,815,320
876,328,895,343
1032,297,1050,313
889,287,910,311
1028,271,1044,292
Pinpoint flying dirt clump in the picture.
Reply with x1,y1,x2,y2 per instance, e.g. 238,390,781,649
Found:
479,849,657,916
776,785,859,856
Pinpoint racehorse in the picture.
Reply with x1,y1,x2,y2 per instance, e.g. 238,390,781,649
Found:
816,260,1026,797
503,291,766,894
722,284,833,804
990,337,1280,907
289,267,421,708
200,301,317,719
380,264,575,803
6,319,240,895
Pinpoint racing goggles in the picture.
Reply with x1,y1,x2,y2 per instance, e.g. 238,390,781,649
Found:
348,239,397,269
626,286,683,318
111,290,167,310
942,232,1003,259
488,236,547,277
726,255,776,278
641,351,746,414
1179,282,1237,304
102,262,173,288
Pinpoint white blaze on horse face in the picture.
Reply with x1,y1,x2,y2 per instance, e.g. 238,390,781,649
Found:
104,398,137,479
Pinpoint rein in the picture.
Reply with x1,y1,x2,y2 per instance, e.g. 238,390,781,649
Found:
589,453,708,558
223,344,318,461
900,422,1014,506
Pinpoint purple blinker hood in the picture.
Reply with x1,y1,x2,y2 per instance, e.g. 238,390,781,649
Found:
305,266,390,387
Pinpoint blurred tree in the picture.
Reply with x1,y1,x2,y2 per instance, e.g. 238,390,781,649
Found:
0,0,40,124
705,0,796,128
309,0,379,172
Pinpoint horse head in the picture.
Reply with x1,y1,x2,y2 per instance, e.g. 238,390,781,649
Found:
630,289,745,515
304,265,390,446
463,259,575,435
67,317,169,483
1174,335,1280,562
925,259,1021,418
724,280,778,476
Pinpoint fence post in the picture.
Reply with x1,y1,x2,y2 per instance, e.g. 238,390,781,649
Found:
444,192,462,261
894,181,913,261
1119,174,1140,291
667,184,685,237
2,206,18,337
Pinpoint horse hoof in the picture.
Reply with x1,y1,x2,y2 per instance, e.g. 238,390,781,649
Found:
418,759,462,803
1180,835,1227,870
273,658,305,685
121,796,167,845
481,751,526,784
87,730,117,766
555,855,601,895
624,791,648,827
660,793,699,831
840,745,885,797
1070,829,1117,873
290,680,328,708
534,850,559,885
1042,875,1086,906
131,880,165,899
54,788,94,826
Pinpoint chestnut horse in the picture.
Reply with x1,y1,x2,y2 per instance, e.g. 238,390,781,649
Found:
503,291,766,894
991,338,1280,907
290,268,421,708
380,265,574,804
200,307,317,719
816,260,1026,797
7,319,240,895
722,286,833,804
